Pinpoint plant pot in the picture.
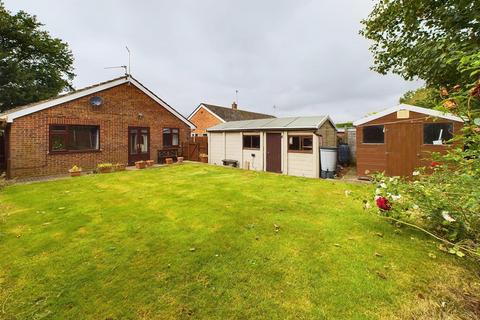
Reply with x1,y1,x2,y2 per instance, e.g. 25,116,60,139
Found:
165,158,173,165
114,164,126,171
146,160,155,167
98,167,112,174
135,161,146,169
69,171,82,177
200,156,208,163
177,157,184,163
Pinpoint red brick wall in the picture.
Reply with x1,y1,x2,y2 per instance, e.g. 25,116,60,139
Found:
7,83,191,178
189,106,222,135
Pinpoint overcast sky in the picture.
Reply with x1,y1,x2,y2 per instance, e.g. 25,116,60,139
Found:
5,0,421,122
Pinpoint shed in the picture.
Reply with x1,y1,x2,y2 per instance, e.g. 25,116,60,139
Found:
353,104,463,177
207,116,337,178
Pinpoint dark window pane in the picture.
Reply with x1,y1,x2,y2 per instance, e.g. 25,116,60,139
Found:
243,135,260,149
68,126,99,150
243,136,251,148
423,123,453,144
289,136,300,150
251,135,260,148
363,125,384,143
302,137,313,149
51,134,66,151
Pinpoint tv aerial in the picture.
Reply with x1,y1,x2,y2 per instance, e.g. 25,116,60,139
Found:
104,46,132,76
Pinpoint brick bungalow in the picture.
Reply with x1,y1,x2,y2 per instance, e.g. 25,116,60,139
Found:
188,102,274,136
0,75,195,179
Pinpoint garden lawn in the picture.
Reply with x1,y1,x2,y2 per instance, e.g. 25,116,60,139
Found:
0,164,477,319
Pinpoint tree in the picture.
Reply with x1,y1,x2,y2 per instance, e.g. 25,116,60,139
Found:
360,0,480,87
399,87,440,109
0,2,74,112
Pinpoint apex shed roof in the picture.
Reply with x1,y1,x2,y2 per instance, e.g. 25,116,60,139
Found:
207,116,334,132
353,104,464,126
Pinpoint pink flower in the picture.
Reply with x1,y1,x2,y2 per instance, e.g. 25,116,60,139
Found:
376,197,391,211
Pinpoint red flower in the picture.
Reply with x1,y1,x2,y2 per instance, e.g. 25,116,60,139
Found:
431,161,441,167
376,197,391,211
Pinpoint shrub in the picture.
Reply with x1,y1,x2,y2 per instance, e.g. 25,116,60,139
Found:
366,53,480,259
97,163,113,169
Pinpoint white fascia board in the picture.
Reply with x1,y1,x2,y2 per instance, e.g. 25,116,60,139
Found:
187,104,226,123
316,116,337,131
201,105,227,123
128,78,196,129
208,126,319,132
5,77,128,123
353,104,463,126
4,76,196,129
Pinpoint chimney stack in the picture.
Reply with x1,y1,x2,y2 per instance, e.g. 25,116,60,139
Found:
231,101,238,110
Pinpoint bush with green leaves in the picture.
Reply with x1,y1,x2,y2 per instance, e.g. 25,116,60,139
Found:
367,53,480,258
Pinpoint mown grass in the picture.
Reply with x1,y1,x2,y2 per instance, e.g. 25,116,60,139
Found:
0,163,477,319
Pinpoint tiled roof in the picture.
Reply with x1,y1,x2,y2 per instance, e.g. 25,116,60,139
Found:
0,76,126,117
201,103,275,122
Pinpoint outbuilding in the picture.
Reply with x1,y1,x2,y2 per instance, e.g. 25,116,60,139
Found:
207,116,337,178
353,104,463,177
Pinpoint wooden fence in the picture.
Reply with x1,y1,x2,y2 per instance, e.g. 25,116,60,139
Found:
181,136,208,162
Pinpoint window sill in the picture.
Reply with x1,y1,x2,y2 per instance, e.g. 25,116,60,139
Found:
162,145,180,149
49,149,102,155
288,150,313,154
243,148,260,150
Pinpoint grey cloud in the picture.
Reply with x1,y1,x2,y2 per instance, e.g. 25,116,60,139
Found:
4,0,421,123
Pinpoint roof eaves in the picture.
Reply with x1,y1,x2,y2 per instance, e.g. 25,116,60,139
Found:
353,104,464,126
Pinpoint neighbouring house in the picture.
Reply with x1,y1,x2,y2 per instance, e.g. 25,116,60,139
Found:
188,102,275,137
353,104,463,178
207,116,337,178
0,75,195,179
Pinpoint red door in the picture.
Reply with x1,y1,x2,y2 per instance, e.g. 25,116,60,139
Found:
128,127,150,165
266,133,282,173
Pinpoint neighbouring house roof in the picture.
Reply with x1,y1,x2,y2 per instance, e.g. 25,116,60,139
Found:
0,75,196,129
207,116,335,132
352,104,464,126
188,103,275,123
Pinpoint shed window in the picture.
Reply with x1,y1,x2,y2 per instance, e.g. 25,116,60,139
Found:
243,135,260,149
163,128,179,147
49,125,99,152
423,123,453,145
289,135,313,152
362,125,384,144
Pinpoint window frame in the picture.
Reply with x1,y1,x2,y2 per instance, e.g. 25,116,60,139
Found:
362,125,385,144
163,127,180,147
49,124,100,154
422,122,454,146
242,134,261,150
288,135,313,153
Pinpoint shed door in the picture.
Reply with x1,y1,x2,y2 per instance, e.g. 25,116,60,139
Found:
385,123,420,176
266,133,282,173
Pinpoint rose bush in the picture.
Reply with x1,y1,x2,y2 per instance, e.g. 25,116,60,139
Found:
366,53,480,258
